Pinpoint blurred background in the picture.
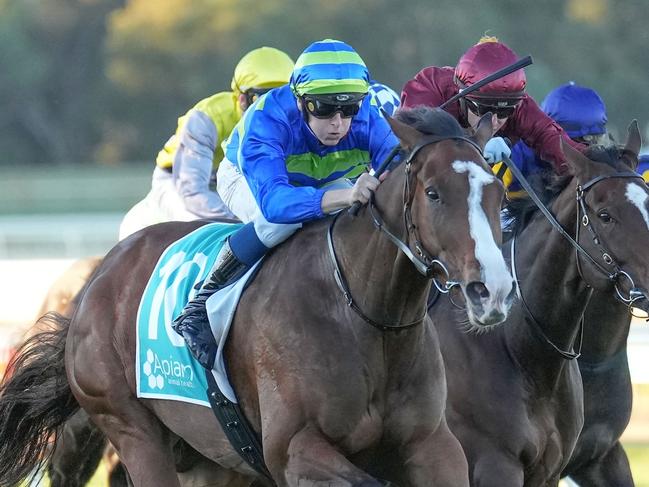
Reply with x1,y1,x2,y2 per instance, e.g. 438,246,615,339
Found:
0,0,648,484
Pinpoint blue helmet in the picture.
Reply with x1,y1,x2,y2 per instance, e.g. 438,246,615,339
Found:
541,82,607,138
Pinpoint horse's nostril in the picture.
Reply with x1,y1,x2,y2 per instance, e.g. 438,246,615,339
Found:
466,281,490,305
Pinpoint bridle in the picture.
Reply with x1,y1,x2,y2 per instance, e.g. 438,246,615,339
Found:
327,134,482,331
574,173,648,310
504,155,646,359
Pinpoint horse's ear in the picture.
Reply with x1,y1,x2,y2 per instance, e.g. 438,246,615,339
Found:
385,113,422,151
471,113,493,152
623,120,642,169
561,137,591,176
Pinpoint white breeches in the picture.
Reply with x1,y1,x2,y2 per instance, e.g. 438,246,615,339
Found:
216,160,300,247
119,167,230,240
217,159,352,248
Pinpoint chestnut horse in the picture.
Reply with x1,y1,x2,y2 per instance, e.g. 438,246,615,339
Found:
429,123,648,486
0,108,515,486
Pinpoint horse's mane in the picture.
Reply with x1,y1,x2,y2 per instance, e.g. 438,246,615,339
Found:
395,106,465,138
387,107,467,171
507,144,630,234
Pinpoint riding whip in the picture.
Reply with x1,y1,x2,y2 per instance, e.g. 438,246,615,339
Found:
439,55,533,109
349,56,532,216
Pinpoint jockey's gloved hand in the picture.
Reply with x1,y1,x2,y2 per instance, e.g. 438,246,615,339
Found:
484,137,512,165
350,172,381,205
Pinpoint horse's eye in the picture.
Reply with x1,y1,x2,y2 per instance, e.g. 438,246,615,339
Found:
426,187,440,201
598,210,612,223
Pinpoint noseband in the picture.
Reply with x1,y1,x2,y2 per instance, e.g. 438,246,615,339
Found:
327,134,481,331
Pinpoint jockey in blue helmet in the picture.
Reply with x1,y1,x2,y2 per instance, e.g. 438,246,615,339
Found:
504,82,608,197
173,39,399,369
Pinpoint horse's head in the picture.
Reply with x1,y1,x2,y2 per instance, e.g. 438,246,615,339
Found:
385,107,515,326
560,121,649,312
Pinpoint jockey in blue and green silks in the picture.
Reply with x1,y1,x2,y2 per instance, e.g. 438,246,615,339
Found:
173,39,399,369
118,47,295,240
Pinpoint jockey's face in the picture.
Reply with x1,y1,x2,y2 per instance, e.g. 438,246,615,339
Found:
308,112,353,146
238,87,273,113
467,109,508,136
465,97,520,136
238,93,250,112
299,99,353,146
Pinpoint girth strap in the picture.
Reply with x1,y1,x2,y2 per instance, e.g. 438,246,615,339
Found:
205,371,274,482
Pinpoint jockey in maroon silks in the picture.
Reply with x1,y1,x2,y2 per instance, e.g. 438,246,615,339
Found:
401,36,584,173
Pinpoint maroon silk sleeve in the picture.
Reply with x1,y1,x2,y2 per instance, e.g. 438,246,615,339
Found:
502,95,585,174
400,67,462,120
402,68,585,174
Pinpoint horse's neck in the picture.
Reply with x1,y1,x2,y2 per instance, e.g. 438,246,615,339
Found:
332,188,431,330
580,289,631,362
508,189,593,379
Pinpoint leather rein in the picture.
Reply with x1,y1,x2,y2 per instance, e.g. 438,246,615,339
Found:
504,155,645,359
327,134,482,331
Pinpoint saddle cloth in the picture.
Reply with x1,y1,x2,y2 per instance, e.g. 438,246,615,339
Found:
136,221,259,405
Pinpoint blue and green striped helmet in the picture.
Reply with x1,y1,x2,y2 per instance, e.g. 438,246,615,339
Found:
290,39,370,98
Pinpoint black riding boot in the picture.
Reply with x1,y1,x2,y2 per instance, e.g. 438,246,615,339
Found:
172,240,248,369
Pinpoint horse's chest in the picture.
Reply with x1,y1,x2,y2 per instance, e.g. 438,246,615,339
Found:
521,429,564,483
520,399,581,481
332,404,384,454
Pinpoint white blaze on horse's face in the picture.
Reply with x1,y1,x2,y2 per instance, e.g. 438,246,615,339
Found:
626,182,649,230
453,160,514,323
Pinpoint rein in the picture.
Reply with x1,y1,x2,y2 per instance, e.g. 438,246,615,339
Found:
328,211,426,332
502,156,646,307
327,134,479,331
510,235,589,360
575,176,648,311
503,156,645,359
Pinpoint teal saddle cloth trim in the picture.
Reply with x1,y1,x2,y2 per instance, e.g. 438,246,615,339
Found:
136,222,242,407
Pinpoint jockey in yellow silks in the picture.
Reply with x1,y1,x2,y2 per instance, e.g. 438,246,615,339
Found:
118,47,295,240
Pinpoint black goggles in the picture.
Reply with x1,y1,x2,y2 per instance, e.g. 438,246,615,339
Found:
245,88,271,105
302,96,362,119
465,98,519,119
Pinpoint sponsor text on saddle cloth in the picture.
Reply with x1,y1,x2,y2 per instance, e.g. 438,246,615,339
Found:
136,222,261,405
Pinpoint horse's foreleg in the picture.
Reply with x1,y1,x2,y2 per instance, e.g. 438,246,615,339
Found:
400,418,469,487
267,424,383,486
567,441,634,487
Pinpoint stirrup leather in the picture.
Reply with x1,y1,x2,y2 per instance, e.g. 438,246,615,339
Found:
171,242,249,369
